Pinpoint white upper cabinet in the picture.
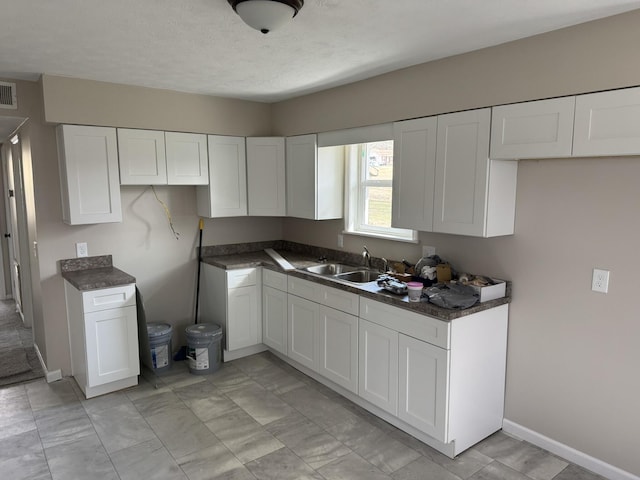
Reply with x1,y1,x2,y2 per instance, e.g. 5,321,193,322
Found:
57,124,122,225
117,128,167,184
490,97,576,159
246,137,286,216
118,129,208,185
573,87,640,156
434,108,517,237
392,116,437,231
197,135,247,218
165,132,209,185
286,134,344,220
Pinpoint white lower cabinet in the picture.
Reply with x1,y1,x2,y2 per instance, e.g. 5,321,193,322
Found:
398,333,449,441
358,318,398,415
262,270,288,355
287,294,319,371
199,265,264,361
64,282,139,399
284,276,359,392
227,286,261,351
318,306,358,393
357,297,508,457
262,286,288,355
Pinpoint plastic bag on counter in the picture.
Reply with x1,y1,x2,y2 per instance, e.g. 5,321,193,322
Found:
423,283,479,309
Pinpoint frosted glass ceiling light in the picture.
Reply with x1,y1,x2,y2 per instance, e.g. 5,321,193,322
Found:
228,0,304,34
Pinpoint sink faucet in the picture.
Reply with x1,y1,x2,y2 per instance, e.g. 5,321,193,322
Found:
362,246,372,269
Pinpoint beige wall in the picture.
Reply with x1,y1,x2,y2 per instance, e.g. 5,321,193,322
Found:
41,75,273,136
275,10,640,476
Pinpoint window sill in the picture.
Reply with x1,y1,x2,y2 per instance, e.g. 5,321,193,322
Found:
342,230,419,244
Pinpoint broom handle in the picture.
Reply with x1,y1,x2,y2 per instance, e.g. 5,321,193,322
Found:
194,218,204,324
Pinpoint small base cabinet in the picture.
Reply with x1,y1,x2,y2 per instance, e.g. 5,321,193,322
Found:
199,264,265,361
64,282,139,399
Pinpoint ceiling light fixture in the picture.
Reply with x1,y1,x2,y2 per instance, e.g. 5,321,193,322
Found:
227,0,304,34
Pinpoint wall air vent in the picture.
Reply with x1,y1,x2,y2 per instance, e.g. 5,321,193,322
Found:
0,81,17,110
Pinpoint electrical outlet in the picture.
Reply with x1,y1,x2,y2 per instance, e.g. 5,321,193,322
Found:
422,245,436,257
592,268,609,293
337,234,344,248
76,242,88,258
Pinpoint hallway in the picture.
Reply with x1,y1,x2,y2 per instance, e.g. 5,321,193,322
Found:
0,299,43,387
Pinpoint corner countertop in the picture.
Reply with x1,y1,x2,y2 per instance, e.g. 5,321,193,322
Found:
60,255,136,291
201,250,511,322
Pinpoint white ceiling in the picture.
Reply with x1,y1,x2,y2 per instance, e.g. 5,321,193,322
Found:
2,0,640,106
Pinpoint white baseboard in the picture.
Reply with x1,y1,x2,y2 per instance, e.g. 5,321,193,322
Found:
33,343,63,383
503,419,639,480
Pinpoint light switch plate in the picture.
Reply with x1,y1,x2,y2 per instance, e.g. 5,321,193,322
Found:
592,268,609,293
422,245,436,257
76,242,88,258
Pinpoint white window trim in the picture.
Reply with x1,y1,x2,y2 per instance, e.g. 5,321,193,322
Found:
344,144,417,242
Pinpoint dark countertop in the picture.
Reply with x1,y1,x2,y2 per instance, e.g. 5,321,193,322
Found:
60,255,136,291
202,250,511,322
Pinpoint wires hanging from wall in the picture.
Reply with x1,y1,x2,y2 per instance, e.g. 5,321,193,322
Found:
150,185,180,240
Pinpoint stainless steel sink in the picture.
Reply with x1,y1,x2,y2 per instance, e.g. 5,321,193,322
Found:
303,263,380,284
304,263,359,275
334,269,381,284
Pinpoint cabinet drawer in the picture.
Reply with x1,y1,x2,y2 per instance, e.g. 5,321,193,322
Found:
82,284,136,313
321,285,359,316
227,268,258,288
263,269,287,291
288,276,320,303
359,297,449,349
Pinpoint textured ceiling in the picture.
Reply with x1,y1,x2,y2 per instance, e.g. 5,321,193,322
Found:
2,0,640,105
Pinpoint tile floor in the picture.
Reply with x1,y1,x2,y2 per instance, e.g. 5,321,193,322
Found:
0,351,605,480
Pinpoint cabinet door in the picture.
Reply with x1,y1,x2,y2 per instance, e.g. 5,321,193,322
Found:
165,132,208,185
56,125,122,225
286,135,344,220
197,135,247,218
262,286,287,355
358,318,398,415
433,108,491,237
398,333,449,442
286,134,317,219
392,116,437,231
85,305,139,387
117,128,167,184
573,87,640,156
287,294,319,371
227,286,261,351
319,306,358,393
490,97,575,159
246,137,286,216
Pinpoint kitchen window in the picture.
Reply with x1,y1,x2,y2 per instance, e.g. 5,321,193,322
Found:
344,140,417,242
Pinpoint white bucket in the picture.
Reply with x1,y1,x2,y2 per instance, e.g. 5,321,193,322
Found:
147,322,173,373
185,323,222,375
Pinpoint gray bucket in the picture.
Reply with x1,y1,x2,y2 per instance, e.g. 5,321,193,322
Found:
147,322,173,373
185,323,222,375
